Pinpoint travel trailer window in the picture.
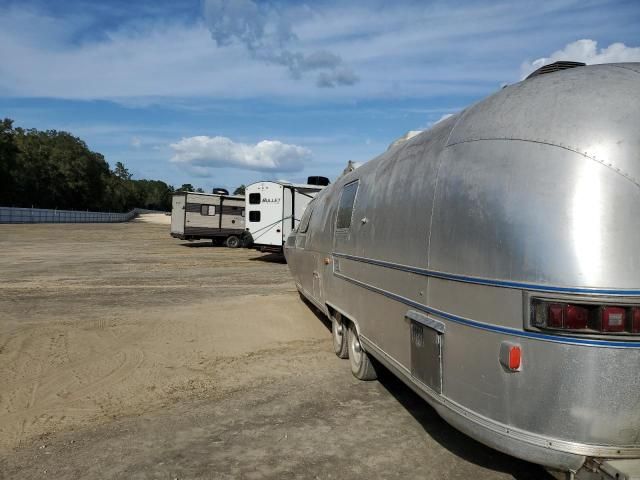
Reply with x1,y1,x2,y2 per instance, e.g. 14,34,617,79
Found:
249,193,261,204
200,205,216,216
336,181,359,230
299,204,314,233
249,211,261,222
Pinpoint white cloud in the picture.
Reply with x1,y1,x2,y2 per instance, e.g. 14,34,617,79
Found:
183,165,215,178
521,39,640,78
130,136,142,148
202,0,358,88
170,136,311,173
0,2,639,101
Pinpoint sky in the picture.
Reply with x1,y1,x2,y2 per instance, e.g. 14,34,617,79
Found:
1,0,639,192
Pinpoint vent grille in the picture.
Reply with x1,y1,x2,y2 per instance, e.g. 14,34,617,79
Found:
526,61,586,80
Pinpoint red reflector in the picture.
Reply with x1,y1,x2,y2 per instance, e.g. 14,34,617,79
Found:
500,342,522,372
602,306,626,332
565,305,589,329
548,304,564,328
508,346,521,370
632,308,640,334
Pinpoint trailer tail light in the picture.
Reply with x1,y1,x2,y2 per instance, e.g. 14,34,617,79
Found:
544,303,588,329
530,299,640,336
600,307,626,332
548,304,563,328
565,305,589,329
632,308,640,333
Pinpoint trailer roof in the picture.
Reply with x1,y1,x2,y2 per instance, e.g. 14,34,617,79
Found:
172,191,244,200
246,180,325,190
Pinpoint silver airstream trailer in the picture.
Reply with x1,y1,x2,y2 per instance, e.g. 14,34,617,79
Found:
285,62,640,477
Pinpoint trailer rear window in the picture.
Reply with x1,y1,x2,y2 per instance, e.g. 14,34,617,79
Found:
336,181,359,230
249,211,261,222
249,193,261,204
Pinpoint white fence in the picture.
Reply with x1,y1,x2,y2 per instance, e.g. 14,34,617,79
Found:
0,207,138,224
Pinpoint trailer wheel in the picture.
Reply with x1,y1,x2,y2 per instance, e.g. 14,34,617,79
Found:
347,323,377,381
331,312,349,359
225,235,240,248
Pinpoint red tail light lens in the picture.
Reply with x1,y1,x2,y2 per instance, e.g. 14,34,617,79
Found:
601,306,626,332
632,308,640,333
548,304,564,328
531,299,640,336
565,305,589,329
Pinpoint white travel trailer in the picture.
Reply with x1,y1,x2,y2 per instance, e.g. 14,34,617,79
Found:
170,191,245,247
245,178,328,251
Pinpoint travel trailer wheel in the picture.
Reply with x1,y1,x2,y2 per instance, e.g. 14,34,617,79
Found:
331,312,349,359
347,324,377,381
225,235,240,248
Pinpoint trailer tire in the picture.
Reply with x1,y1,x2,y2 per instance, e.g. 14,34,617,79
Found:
347,323,377,380
225,235,241,248
331,312,349,359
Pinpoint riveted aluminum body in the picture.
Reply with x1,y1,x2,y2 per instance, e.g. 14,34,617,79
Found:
284,63,640,472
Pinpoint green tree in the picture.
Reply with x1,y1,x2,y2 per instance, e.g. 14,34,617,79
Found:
233,184,246,195
12,128,109,210
195,187,204,193
179,183,195,192
0,119,18,205
103,175,140,212
133,179,174,211
0,119,175,212
113,161,132,180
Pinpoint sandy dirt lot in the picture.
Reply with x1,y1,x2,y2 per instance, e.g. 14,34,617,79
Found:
134,213,171,225
0,222,549,479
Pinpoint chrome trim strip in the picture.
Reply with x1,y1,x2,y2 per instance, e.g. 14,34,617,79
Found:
334,271,640,349
332,252,640,297
360,335,640,458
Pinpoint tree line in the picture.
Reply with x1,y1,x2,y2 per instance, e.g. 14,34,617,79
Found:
0,119,244,212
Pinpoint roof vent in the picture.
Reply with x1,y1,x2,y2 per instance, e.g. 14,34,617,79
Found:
307,176,330,186
212,188,229,195
526,61,586,79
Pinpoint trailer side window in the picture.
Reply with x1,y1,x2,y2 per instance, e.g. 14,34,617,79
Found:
299,204,314,233
200,205,216,216
336,181,359,230
249,193,261,204
249,211,261,222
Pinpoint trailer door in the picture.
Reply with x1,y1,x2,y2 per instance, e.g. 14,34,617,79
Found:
283,186,294,244
295,202,319,300
333,180,360,253
171,194,186,235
